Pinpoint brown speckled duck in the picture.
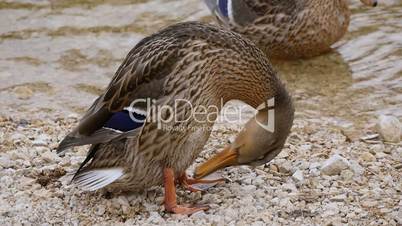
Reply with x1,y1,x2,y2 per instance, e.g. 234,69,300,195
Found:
57,22,294,215
204,0,378,59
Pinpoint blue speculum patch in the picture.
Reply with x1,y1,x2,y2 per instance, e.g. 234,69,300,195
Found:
218,0,229,18
104,110,146,132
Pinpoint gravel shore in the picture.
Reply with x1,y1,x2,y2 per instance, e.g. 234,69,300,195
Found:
0,112,401,225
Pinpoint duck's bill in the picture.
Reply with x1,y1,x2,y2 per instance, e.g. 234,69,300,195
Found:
360,0,378,7
194,146,238,179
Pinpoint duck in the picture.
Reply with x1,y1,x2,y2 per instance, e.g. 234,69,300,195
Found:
204,0,378,59
57,21,294,215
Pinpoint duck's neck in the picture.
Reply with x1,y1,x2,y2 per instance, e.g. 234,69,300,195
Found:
221,71,292,113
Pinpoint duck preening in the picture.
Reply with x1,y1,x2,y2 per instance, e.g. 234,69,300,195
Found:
57,21,294,215
204,0,378,59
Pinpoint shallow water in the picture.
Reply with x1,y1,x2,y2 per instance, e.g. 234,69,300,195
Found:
0,0,401,137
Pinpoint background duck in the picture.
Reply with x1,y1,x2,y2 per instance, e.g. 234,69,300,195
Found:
204,0,378,59
57,21,294,215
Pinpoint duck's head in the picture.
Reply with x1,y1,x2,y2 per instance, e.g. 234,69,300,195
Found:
360,0,378,7
194,89,294,179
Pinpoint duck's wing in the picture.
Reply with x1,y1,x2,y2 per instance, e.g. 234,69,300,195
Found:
205,0,259,26
243,0,300,15
57,32,178,156
204,0,300,26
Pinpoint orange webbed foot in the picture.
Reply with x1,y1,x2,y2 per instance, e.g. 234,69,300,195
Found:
179,173,225,192
166,204,209,215
164,168,210,215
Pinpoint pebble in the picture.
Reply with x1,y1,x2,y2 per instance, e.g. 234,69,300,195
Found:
0,131,4,144
292,169,304,183
282,183,297,192
330,194,347,202
11,133,26,143
0,155,13,168
269,164,279,172
361,200,378,208
340,170,354,181
147,211,164,224
252,176,265,186
242,185,257,193
376,115,401,143
370,143,385,154
375,152,387,159
320,154,350,176
323,202,340,217
360,152,376,162
32,134,50,147
41,151,61,163
349,160,364,176
14,86,34,99
277,160,292,174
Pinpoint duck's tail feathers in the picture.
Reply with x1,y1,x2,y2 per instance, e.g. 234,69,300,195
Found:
73,167,124,191
57,128,140,156
56,129,121,156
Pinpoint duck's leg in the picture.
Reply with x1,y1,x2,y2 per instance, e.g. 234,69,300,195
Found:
178,173,225,192
163,168,209,215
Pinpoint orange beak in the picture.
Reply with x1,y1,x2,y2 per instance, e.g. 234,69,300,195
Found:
194,145,238,179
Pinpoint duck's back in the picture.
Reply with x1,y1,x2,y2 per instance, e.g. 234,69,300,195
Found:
207,0,351,59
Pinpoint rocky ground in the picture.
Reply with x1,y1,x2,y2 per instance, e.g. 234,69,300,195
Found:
0,110,401,225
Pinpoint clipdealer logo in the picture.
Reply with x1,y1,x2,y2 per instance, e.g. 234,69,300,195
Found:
127,97,275,132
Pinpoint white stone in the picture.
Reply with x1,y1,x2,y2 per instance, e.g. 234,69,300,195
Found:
330,194,347,202
11,133,25,142
0,131,4,144
376,115,401,143
32,134,50,147
292,169,304,183
95,205,106,216
252,176,265,186
320,154,350,176
0,156,12,168
282,183,297,192
370,143,385,154
41,151,61,163
241,177,252,185
323,202,340,217
349,160,364,176
147,211,164,224
242,185,256,193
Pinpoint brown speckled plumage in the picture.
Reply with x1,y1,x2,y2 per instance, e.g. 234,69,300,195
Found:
206,0,366,59
57,22,293,192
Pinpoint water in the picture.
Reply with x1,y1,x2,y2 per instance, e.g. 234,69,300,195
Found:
0,0,401,136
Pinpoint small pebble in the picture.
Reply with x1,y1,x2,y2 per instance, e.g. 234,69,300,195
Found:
360,152,376,162
321,154,350,176
292,169,304,183
376,115,401,143
32,134,50,147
